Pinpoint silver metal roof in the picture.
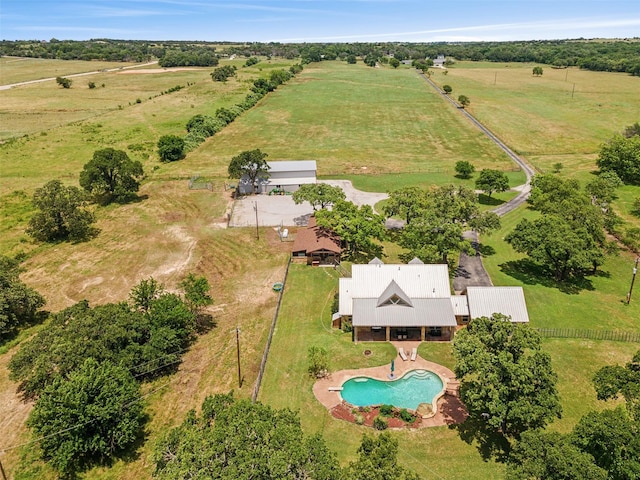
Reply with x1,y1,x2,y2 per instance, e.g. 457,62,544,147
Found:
352,298,457,327
466,286,529,323
267,160,317,173
450,295,469,316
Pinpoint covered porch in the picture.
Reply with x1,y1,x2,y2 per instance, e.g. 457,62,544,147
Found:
353,325,455,343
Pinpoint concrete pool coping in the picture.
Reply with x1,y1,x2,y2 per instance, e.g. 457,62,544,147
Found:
313,342,468,428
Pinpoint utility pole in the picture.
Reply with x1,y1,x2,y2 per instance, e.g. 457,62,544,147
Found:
494,72,497,85
571,82,576,99
253,201,259,240
236,327,242,388
626,257,639,305
0,456,7,480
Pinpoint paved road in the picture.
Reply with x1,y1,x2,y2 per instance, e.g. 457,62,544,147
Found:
419,72,535,217
417,72,536,291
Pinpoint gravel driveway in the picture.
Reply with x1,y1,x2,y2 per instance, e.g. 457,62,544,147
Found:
228,180,389,228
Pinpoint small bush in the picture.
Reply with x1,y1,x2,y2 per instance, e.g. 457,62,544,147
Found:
373,416,388,430
355,414,364,425
399,408,415,423
379,404,394,417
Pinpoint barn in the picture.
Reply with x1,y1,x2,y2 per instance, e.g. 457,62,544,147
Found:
237,160,317,195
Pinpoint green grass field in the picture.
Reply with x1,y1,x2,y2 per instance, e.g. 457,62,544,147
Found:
1,57,640,479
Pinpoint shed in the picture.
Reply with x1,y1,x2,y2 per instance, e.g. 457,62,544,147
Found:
465,286,529,323
291,217,342,265
237,160,317,195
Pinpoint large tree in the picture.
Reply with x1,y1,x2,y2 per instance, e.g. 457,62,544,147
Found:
179,273,213,317
27,358,144,477
596,134,640,184
157,134,185,162
506,431,606,480
382,186,428,224
346,433,420,480
393,184,500,264
26,179,96,242
9,289,195,398
572,407,640,479
475,169,509,198
593,349,640,421
455,160,476,179
153,393,343,480
79,148,144,204
453,314,562,437
315,200,386,261
292,183,346,210
228,149,270,195
505,215,604,281
0,255,46,340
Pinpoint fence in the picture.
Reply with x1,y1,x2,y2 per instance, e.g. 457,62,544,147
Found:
535,328,640,343
188,175,212,191
252,257,292,402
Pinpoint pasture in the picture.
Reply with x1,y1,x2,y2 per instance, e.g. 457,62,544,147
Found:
0,57,639,479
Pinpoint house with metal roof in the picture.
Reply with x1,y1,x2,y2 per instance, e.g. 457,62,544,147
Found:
337,259,528,343
238,160,317,195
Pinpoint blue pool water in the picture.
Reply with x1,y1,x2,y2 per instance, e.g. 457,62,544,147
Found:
341,369,444,411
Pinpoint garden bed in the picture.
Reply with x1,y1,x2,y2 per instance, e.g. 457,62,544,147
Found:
330,401,422,429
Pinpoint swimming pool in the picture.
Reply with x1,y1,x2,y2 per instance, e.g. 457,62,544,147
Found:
341,369,444,411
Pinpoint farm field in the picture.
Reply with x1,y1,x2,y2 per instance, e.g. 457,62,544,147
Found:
0,57,639,479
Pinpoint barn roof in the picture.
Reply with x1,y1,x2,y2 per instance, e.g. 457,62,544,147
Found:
466,286,529,323
267,160,317,173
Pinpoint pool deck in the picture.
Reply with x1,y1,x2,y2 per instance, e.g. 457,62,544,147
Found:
313,341,468,428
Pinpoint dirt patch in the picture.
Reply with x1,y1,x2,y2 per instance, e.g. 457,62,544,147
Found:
117,68,203,74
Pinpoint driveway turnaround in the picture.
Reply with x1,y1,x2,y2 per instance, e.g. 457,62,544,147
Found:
228,180,389,228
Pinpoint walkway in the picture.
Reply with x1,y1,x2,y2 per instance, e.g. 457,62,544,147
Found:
313,343,467,428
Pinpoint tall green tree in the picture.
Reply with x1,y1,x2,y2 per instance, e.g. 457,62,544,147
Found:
458,94,471,108
26,180,96,242
455,160,476,179
292,183,346,210
453,314,562,437
27,358,144,477
315,200,386,261
593,349,640,420
153,393,343,480
572,407,640,479
382,186,428,224
179,273,213,317
475,169,509,198
79,148,144,204
506,431,606,480
596,134,640,184
228,149,270,195
0,255,46,340
157,134,185,162
505,215,604,281
532,66,544,76
346,432,420,480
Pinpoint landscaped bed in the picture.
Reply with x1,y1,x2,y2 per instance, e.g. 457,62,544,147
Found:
330,401,422,429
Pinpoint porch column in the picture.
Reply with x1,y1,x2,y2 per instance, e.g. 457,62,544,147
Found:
386,326,390,342
421,327,425,341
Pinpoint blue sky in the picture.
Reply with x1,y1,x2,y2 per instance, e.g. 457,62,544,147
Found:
2,0,639,43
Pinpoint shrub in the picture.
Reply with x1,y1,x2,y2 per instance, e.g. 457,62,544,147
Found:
373,416,388,430
379,404,394,417
399,408,415,423
307,346,329,378
355,414,364,425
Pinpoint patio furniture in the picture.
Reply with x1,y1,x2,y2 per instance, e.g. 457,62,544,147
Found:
399,347,408,361
410,348,417,361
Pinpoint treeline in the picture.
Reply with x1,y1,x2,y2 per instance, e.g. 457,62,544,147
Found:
2,38,639,75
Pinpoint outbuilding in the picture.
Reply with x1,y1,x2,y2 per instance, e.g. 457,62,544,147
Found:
238,160,317,195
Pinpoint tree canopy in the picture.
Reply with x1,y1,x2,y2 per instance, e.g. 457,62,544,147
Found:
345,432,420,480
475,169,509,198
228,149,270,195
26,179,96,242
27,358,144,477
153,393,343,479
453,314,562,437
157,134,186,162
596,134,640,185
455,160,476,179
315,200,386,261
79,148,144,204
0,255,46,340
458,94,471,108
9,285,195,398
391,184,500,264
292,183,346,210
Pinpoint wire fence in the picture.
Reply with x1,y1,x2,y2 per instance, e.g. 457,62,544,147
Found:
188,175,212,191
535,328,640,343
252,257,292,403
